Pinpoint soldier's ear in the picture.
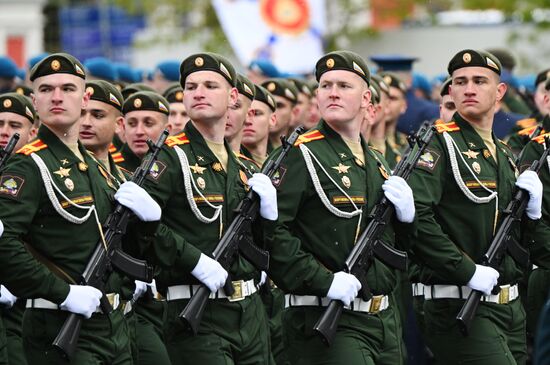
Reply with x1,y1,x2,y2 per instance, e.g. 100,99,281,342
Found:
361,86,371,109
228,87,238,106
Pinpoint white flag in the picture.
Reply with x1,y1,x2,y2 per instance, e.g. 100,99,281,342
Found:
212,0,326,74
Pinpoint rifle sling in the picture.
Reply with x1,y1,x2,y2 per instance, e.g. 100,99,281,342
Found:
24,242,77,284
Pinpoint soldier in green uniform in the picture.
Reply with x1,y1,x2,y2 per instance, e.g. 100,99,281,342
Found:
115,91,171,172
241,85,276,167
264,50,416,364
378,72,408,169
288,77,312,134
77,79,143,363
362,74,390,144
505,69,550,154
162,83,189,135
139,52,276,364
225,74,255,155
0,52,162,364
518,131,550,350
262,78,299,152
439,77,456,123
118,91,172,365
0,92,38,365
408,49,543,364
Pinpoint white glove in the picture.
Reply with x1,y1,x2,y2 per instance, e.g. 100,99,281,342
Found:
0,285,17,308
326,271,362,307
114,181,161,222
133,280,149,302
382,176,415,223
466,264,500,295
60,285,102,318
259,271,268,286
515,170,543,220
191,253,228,292
248,173,278,221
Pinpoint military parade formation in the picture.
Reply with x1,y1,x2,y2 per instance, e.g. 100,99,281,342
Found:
0,44,548,365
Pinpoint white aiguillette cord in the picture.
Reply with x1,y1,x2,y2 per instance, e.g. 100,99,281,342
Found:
173,146,223,227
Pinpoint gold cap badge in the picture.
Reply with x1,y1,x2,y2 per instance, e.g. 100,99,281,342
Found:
195,57,204,67
267,82,276,92
51,59,61,71
86,86,94,95
326,58,335,68
3,99,12,108
134,98,142,108
463,53,472,63
175,91,183,101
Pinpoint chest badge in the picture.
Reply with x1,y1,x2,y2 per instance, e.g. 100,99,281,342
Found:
472,161,481,174
332,163,351,174
64,178,75,191
483,149,491,159
78,162,88,171
190,163,207,174
211,162,223,172
468,142,476,148
61,159,69,165
342,176,351,189
462,149,479,159
339,153,347,159
196,177,206,190
54,167,71,178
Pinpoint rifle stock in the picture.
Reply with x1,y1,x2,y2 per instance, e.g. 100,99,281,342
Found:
52,129,169,360
179,126,305,335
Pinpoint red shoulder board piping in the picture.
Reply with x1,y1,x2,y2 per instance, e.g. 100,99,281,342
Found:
108,143,117,153
165,133,189,147
111,152,125,163
435,122,460,134
16,139,47,155
294,130,325,146
516,118,537,129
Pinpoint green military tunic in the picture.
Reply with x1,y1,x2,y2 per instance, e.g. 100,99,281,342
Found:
264,120,414,364
408,114,537,364
519,133,550,339
0,125,133,364
112,146,171,365
140,121,272,364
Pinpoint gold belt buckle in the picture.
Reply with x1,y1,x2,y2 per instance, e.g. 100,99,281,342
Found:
369,295,383,313
106,293,116,307
228,280,245,302
498,285,510,304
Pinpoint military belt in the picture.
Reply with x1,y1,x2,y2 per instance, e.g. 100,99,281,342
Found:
284,294,390,314
424,284,519,304
411,283,426,297
166,279,258,302
26,293,120,312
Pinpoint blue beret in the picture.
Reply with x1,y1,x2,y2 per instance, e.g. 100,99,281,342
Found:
84,57,118,82
370,55,417,72
0,57,17,78
16,68,26,80
248,59,280,78
156,61,180,82
412,73,431,96
114,63,138,83
27,53,49,69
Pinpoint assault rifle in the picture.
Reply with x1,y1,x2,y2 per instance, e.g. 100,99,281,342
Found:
179,126,305,335
456,136,550,336
0,133,20,170
52,129,169,359
313,125,437,346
